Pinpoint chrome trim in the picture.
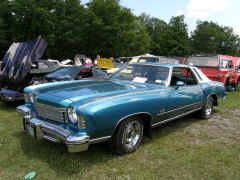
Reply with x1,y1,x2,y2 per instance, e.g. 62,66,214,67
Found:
35,103,67,123
109,112,153,137
17,105,31,116
89,136,111,144
152,108,201,128
36,103,66,111
23,117,90,153
157,101,202,116
220,92,228,99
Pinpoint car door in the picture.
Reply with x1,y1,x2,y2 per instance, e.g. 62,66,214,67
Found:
165,67,205,119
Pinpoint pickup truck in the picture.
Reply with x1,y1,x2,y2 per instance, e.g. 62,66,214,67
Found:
187,54,240,90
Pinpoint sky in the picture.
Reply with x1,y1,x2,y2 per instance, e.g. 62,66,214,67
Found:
81,0,240,35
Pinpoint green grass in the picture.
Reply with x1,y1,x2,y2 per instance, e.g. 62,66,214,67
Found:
0,91,240,180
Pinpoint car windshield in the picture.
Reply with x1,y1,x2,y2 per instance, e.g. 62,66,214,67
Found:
45,68,79,79
110,64,170,86
188,56,219,67
138,57,159,62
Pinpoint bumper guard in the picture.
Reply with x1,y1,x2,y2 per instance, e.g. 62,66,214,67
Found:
17,105,90,153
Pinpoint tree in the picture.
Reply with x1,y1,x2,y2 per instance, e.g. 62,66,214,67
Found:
0,0,15,59
50,0,86,60
190,20,240,56
82,0,150,58
0,0,59,59
158,15,191,57
139,13,167,55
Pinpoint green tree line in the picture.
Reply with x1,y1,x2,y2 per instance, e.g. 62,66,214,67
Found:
0,0,240,61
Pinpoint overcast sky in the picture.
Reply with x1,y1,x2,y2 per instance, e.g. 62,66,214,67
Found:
81,0,240,35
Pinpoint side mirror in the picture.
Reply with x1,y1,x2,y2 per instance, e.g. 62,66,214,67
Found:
235,65,239,70
175,81,184,89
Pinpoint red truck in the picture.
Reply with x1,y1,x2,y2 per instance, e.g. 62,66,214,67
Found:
187,54,240,90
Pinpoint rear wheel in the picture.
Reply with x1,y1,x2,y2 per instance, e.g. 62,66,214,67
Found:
196,96,213,119
108,115,143,155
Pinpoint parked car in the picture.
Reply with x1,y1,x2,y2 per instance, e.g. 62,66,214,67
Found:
17,62,227,155
30,59,61,77
0,36,62,103
0,59,61,103
187,53,240,90
47,59,74,67
96,58,126,74
130,54,179,64
31,67,108,85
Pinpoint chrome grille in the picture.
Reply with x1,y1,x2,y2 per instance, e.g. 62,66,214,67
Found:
35,104,66,123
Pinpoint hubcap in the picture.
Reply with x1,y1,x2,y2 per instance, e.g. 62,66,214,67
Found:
123,121,141,149
205,99,213,116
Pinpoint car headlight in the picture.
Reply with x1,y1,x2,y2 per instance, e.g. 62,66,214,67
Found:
29,92,36,103
68,106,78,123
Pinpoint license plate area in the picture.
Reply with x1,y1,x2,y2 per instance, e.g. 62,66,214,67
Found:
26,124,35,138
23,118,36,139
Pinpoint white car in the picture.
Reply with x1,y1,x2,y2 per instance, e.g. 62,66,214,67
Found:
47,59,73,67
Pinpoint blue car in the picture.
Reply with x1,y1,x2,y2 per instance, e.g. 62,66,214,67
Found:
17,63,227,155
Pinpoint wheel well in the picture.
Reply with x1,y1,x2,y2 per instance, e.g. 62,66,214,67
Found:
211,94,218,106
225,77,230,87
130,113,153,139
114,113,153,139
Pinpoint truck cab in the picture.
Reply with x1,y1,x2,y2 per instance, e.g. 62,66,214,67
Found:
187,53,240,90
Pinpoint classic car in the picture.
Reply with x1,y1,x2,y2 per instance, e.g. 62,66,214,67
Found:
131,54,179,64
0,36,61,103
17,62,227,155
0,58,61,103
47,59,74,67
0,36,50,103
31,67,108,85
96,58,126,74
30,59,61,77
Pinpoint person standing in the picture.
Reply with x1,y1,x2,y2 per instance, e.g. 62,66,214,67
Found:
75,58,82,66
94,55,100,64
86,57,92,64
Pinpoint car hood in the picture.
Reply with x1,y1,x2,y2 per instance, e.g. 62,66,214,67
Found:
0,36,47,92
36,80,157,104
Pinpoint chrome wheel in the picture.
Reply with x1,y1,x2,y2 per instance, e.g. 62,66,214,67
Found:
205,98,213,117
196,96,213,119
108,115,143,155
122,121,142,149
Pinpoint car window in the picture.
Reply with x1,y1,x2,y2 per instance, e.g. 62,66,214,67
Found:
96,70,107,76
46,68,78,79
188,56,219,67
221,59,233,69
110,64,170,86
78,69,93,77
170,67,198,86
192,68,202,81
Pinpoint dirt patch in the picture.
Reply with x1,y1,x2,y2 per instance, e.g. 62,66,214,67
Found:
184,110,240,144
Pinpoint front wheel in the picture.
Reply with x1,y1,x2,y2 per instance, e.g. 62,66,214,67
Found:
196,96,213,119
108,115,143,155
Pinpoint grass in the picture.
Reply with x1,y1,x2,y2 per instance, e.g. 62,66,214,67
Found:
0,90,240,180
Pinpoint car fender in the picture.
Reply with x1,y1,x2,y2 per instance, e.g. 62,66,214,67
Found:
77,92,164,140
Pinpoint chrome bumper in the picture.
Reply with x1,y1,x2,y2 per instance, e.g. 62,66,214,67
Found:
17,105,90,153
220,92,228,100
